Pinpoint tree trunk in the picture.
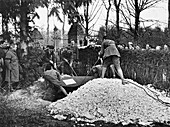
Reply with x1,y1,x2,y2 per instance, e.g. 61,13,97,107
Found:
134,0,140,44
115,8,120,43
20,1,29,56
2,13,8,33
61,13,65,48
1,1,8,36
134,13,140,44
2,11,10,40
47,6,49,45
168,0,170,37
20,1,28,41
84,2,89,37
114,0,121,44
105,0,111,35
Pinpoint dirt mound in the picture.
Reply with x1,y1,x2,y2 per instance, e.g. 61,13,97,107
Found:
48,78,170,125
2,79,51,112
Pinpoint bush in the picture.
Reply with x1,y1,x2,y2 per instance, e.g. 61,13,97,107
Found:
77,46,170,94
120,49,170,90
18,46,170,94
19,47,46,88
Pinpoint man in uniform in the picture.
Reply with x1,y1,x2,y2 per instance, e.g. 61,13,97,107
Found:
99,36,127,85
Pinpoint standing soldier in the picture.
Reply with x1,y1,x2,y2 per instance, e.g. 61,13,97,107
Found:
99,36,127,85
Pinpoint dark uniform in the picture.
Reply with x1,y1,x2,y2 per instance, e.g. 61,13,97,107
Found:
99,39,127,85
100,39,120,68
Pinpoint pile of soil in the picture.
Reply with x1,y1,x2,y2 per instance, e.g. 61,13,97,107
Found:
48,78,170,126
0,78,170,127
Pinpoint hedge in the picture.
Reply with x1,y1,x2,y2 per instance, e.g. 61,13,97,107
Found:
77,46,170,94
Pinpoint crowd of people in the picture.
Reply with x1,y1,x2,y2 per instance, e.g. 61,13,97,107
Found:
0,35,130,95
117,41,169,51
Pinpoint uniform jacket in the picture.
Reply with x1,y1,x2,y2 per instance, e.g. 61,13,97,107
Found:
100,39,120,59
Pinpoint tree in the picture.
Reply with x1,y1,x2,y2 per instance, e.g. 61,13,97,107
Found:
0,1,8,33
113,0,122,43
18,0,49,58
98,25,167,47
44,0,60,45
168,0,170,40
75,0,103,36
61,0,93,36
0,1,18,40
50,0,76,47
0,0,49,39
121,0,161,44
102,0,122,43
0,0,49,59
168,0,170,30
83,0,91,36
102,0,112,35
20,0,49,41
51,0,103,37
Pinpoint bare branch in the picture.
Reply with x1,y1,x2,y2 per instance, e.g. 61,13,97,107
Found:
118,0,122,6
88,4,102,22
102,0,108,9
127,0,135,11
89,11,101,30
141,0,161,11
120,5,133,30
89,0,101,20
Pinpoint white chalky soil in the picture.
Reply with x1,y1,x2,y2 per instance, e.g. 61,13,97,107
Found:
48,78,170,125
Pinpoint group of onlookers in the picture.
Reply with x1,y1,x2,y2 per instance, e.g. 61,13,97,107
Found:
117,42,169,51
0,40,72,95
0,36,136,94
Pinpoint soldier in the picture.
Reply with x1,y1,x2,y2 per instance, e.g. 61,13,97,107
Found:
99,36,127,85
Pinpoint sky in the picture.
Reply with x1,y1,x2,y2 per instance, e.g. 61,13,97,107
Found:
0,0,168,35
33,0,168,34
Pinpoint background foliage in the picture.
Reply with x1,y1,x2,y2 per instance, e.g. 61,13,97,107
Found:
19,47,45,88
97,26,170,48
77,46,170,94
